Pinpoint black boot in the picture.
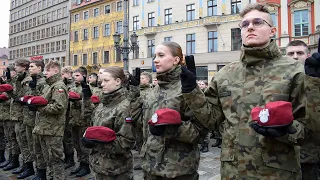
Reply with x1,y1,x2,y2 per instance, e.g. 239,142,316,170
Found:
76,163,91,177
64,155,75,169
201,142,209,153
17,162,35,179
12,163,26,174
70,162,84,175
3,154,19,171
199,143,205,152
0,153,11,168
0,150,5,163
32,168,46,180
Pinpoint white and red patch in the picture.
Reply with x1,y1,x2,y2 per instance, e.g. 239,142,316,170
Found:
125,117,132,123
58,88,64,93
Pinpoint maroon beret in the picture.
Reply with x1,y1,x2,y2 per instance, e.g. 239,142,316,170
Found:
27,96,48,106
0,94,9,101
148,108,182,126
0,84,13,92
91,95,100,104
83,126,116,143
68,91,81,100
20,95,33,103
251,101,294,127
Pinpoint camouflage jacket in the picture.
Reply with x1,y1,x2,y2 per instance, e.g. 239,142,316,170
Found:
85,87,136,176
0,92,11,121
7,72,29,121
92,86,103,100
33,74,68,137
140,84,151,98
69,83,88,126
141,66,206,178
22,73,47,127
183,40,306,179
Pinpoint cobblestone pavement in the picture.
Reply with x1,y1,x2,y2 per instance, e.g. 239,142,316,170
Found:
0,141,221,180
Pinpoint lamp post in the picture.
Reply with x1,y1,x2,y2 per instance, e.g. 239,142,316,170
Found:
113,0,138,71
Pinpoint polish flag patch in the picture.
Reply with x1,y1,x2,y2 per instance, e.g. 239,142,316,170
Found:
58,89,64,93
125,117,132,123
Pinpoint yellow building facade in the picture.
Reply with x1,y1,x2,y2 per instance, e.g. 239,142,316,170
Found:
70,0,124,72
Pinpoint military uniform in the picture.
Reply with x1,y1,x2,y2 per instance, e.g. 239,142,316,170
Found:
183,40,306,179
85,87,136,179
141,66,205,179
33,73,68,180
0,93,9,158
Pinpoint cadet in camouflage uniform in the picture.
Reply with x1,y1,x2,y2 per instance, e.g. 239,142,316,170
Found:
182,4,307,179
88,72,98,89
61,66,75,169
83,66,136,180
286,40,319,180
33,60,68,180
5,59,30,172
68,67,91,177
0,66,20,169
141,42,206,180
0,77,8,164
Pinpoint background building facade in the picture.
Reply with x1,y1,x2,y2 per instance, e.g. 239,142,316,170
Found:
69,0,124,72
8,0,71,66
0,47,9,76
128,0,319,81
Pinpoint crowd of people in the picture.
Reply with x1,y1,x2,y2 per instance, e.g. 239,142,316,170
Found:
0,3,320,180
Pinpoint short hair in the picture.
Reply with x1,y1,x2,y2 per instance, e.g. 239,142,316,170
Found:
61,66,73,74
240,3,274,26
30,60,45,72
7,65,15,71
286,40,310,54
141,71,152,83
74,66,87,76
15,59,30,70
89,73,98,78
45,60,61,71
103,66,127,85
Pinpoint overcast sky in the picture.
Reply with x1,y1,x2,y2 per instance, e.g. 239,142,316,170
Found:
0,1,10,48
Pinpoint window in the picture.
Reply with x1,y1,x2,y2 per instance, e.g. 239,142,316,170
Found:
57,24,61,35
57,9,61,19
41,29,45,38
51,26,56,36
147,39,155,58
52,10,56,21
133,0,139,6
73,55,78,66
116,21,123,33
117,1,122,11
148,12,155,27
104,24,110,36
84,11,89,19
41,44,45,54
231,0,241,14
32,46,35,55
56,41,60,51
208,31,218,52
76,0,81,5
92,52,98,64
46,43,50,53
116,49,122,62
47,12,51,22
103,51,109,63
208,0,217,16
147,0,154,2
2,61,5,66
93,26,99,38
94,8,99,17
186,34,196,54
105,5,110,14
164,37,172,42
231,28,241,51
74,14,79,22
51,42,55,52
46,28,50,37
164,8,172,25
82,54,87,65
186,4,195,21
36,45,40,55
62,40,66,50
83,29,88,40
217,64,225,71
133,16,139,30
294,10,309,37
196,66,208,80
74,31,79,42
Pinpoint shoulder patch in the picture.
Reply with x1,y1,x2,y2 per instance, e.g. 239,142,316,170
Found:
125,117,132,123
58,88,64,93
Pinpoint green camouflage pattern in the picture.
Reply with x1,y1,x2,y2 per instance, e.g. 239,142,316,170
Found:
64,79,75,156
85,87,136,176
33,73,68,137
92,86,103,100
3,121,20,155
141,66,205,178
183,40,306,179
140,84,151,98
69,84,87,126
0,92,11,120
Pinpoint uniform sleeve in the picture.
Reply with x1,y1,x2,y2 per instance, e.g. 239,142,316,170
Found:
39,85,68,115
304,75,320,144
6,77,22,99
82,97,95,121
182,78,225,131
31,79,46,96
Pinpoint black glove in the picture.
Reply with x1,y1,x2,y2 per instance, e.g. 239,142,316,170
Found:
63,77,68,86
249,122,297,138
0,78,3,84
129,68,141,86
149,125,166,136
0,99,5,103
305,53,320,77
29,75,37,89
180,66,197,93
81,76,92,98
81,137,96,149
27,104,38,111
5,68,11,80
17,72,26,81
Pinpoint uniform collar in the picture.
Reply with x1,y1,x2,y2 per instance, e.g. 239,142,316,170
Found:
156,65,181,87
46,73,62,85
240,40,282,66
102,87,126,105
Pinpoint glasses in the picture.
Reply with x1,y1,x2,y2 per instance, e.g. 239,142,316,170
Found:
238,18,272,29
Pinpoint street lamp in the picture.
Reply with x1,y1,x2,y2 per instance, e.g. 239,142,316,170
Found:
112,0,138,71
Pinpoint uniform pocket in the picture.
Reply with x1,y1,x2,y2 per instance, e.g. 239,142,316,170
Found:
220,148,234,162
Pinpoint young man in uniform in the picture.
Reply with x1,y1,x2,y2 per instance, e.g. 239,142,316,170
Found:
182,3,307,179
286,40,311,64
